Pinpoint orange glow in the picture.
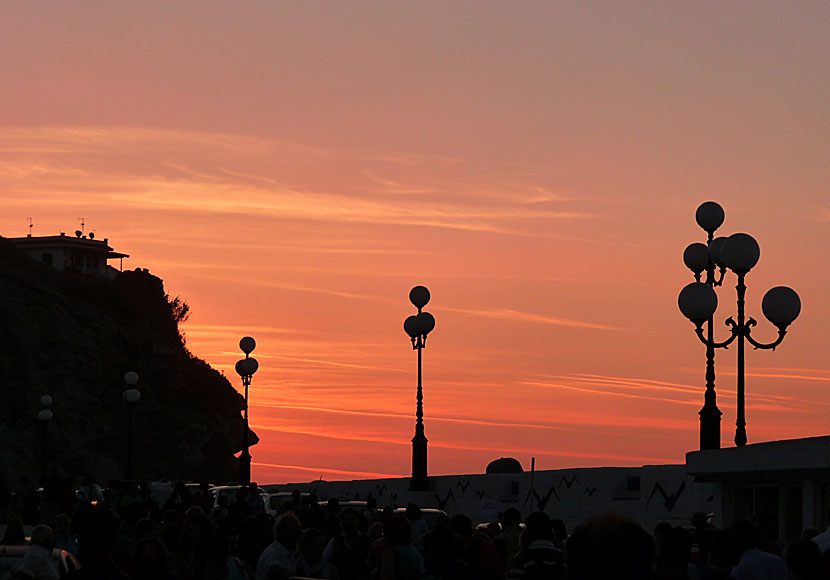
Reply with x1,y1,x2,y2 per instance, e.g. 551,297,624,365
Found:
2,3,829,483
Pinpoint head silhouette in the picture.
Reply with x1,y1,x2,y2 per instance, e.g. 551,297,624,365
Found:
566,515,654,580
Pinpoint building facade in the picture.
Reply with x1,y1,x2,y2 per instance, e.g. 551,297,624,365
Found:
8,232,129,277
265,436,830,546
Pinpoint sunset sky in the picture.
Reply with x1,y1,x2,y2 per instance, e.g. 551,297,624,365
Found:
2,2,829,483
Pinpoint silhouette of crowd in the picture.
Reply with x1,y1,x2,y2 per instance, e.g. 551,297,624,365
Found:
3,475,830,579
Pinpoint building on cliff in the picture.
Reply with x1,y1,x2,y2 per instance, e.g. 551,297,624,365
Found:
8,230,129,277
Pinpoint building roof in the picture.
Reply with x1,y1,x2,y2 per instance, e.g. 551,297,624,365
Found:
8,234,129,259
686,435,830,482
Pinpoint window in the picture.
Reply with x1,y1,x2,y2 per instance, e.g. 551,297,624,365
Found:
782,485,802,545
733,485,785,543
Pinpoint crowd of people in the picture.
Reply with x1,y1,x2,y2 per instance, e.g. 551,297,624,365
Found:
2,475,830,579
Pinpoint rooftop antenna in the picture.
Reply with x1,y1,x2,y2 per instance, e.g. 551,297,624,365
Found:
27,218,33,237
78,217,86,236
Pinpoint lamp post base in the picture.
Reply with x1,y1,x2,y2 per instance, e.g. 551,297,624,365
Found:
411,431,428,492
698,404,722,450
239,449,252,485
734,426,747,447
409,475,429,492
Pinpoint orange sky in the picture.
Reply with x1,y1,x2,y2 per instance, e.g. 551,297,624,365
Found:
2,3,829,483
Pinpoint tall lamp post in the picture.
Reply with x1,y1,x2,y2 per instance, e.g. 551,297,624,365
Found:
236,337,258,485
403,286,435,492
37,395,53,486
679,208,801,447
123,372,140,480
681,201,727,449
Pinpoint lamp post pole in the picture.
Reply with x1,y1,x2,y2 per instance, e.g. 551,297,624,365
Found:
236,337,258,485
37,395,53,487
123,372,140,480
404,286,435,492
734,271,748,446
679,208,801,447
683,202,727,450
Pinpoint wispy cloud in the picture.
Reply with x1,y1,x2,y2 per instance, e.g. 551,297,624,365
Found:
252,461,402,480
520,379,700,407
744,371,830,383
531,372,829,412
175,272,386,301
0,125,592,237
251,424,676,466
441,306,621,331
256,355,405,373
253,404,582,433
251,402,695,434
184,324,316,337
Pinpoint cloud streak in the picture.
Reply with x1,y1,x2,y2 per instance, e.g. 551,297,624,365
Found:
531,372,828,412
441,306,621,331
252,422,677,465
0,126,591,237
251,402,696,434
252,461,401,480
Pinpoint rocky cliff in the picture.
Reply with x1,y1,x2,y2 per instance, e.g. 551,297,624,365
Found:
0,237,254,485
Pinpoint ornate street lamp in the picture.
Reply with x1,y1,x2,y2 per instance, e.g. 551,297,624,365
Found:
403,286,435,491
679,201,726,449
123,372,140,479
236,337,258,485
37,394,53,486
679,204,801,447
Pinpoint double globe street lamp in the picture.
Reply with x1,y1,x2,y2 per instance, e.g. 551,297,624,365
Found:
236,336,259,485
38,394,53,486
678,202,801,447
404,286,435,492
123,372,140,479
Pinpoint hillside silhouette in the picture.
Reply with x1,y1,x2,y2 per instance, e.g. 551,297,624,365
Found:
0,236,255,484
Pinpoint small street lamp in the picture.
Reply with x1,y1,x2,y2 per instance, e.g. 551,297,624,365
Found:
679,203,801,447
37,394,53,486
403,285,435,492
123,372,140,480
236,337,258,485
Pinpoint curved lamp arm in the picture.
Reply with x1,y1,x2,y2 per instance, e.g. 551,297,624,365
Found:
694,319,739,349
744,318,788,350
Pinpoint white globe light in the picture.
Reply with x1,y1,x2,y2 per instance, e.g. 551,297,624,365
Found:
123,388,141,404
708,236,728,268
409,286,430,309
683,243,710,274
404,315,420,338
417,312,435,335
678,282,718,323
40,394,53,407
762,286,801,329
695,201,725,233
721,233,760,273
124,371,139,386
240,336,256,355
242,357,259,376
38,409,53,422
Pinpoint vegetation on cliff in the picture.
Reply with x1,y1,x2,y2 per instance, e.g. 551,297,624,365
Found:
0,237,254,485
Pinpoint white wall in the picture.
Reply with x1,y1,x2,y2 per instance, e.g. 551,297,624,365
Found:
266,463,717,532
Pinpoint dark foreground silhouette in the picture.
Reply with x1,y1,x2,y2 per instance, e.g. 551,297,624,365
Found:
3,477,829,579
